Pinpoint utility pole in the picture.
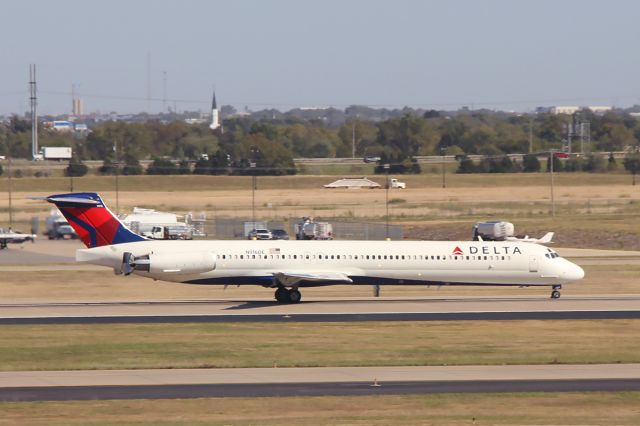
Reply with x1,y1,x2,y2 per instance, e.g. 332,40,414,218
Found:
251,168,256,232
528,116,533,153
384,163,390,240
250,146,259,236
7,138,12,228
146,52,151,113
29,64,38,160
441,147,446,188
162,70,167,113
549,151,555,217
351,120,356,158
114,140,120,215
69,159,74,192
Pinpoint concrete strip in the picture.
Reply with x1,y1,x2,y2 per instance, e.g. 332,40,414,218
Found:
2,296,640,318
0,264,103,272
2,364,640,388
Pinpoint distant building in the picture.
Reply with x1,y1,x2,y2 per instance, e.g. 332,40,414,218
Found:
44,120,74,132
543,106,613,115
72,97,84,116
185,118,207,125
549,106,581,115
587,106,613,114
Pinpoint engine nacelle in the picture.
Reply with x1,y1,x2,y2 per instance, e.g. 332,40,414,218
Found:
473,221,515,241
147,252,216,274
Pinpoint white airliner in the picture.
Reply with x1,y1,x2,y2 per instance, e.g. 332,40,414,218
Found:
45,192,584,303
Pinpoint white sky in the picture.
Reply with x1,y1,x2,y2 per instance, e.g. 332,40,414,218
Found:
1,0,639,115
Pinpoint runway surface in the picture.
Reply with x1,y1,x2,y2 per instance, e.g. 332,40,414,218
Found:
2,244,639,401
5,380,640,401
2,295,640,324
2,364,640,401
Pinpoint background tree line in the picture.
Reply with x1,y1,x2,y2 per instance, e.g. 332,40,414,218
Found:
1,108,639,177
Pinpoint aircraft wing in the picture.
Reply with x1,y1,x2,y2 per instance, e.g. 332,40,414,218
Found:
505,232,554,244
273,271,353,287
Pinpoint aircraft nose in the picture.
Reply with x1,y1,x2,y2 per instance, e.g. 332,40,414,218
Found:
563,261,585,281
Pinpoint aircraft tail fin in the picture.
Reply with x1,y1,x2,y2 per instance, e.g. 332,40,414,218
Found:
45,192,145,248
537,232,554,244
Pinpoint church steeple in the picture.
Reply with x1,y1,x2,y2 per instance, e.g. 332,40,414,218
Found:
209,88,220,130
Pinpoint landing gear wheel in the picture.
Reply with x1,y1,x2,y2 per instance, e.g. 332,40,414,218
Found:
288,289,302,304
551,290,561,299
275,287,289,303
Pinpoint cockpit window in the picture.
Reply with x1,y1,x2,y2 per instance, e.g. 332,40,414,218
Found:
546,248,560,259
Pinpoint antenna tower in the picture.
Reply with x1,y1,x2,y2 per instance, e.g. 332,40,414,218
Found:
29,64,38,160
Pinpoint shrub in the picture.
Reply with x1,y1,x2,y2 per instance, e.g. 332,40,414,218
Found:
522,154,541,172
147,158,177,175
65,159,89,177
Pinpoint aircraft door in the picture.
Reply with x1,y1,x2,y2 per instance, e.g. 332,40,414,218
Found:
529,256,538,272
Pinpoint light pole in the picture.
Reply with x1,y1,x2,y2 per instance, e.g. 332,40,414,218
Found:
351,120,356,158
7,137,12,229
114,140,120,215
528,116,534,153
441,147,446,188
549,151,556,217
384,163,390,240
250,146,259,235
68,156,74,192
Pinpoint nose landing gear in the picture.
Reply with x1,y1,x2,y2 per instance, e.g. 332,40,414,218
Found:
551,285,562,299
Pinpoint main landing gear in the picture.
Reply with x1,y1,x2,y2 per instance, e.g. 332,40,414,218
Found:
551,285,562,299
275,287,302,304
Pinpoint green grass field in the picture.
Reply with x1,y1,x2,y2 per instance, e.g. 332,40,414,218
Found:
2,393,640,425
2,320,639,371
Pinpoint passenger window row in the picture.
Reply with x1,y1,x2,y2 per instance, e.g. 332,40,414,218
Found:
219,254,512,261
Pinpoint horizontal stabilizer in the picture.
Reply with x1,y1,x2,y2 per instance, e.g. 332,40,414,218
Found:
46,196,101,206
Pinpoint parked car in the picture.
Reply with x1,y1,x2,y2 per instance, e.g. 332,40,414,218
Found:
248,229,272,240
270,229,289,240
388,178,406,189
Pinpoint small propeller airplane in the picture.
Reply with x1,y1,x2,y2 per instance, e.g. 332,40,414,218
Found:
0,228,36,249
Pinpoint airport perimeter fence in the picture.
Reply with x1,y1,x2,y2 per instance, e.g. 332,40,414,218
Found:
210,218,403,240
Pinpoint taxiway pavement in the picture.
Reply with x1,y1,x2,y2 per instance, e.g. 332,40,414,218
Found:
2,364,640,401
2,295,640,324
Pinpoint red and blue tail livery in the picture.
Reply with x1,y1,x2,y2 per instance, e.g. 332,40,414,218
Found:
46,192,145,248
